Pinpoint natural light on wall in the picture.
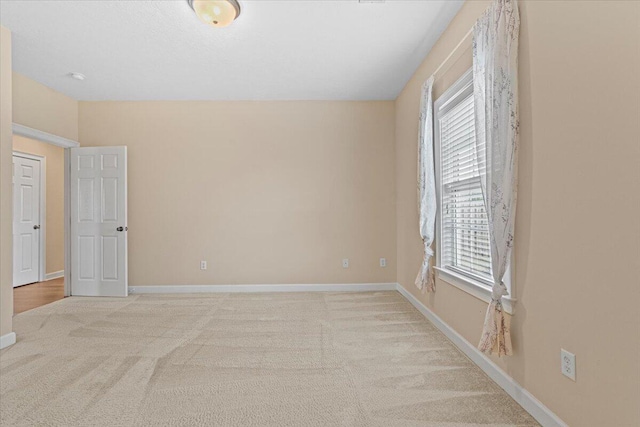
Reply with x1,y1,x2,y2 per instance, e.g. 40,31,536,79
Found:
188,0,241,28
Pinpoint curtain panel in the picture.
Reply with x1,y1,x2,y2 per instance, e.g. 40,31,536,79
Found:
415,76,437,293
473,0,520,356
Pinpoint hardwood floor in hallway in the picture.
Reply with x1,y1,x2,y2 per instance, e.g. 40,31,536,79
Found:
13,277,65,314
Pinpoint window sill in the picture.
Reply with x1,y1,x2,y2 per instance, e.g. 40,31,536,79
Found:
434,266,516,315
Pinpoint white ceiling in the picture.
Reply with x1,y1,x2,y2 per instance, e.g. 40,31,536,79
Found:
0,0,463,101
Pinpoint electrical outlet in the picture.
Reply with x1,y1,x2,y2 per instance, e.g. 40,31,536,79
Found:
561,349,576,381
380,258,387,267
342,258,349,268
200,260,207,270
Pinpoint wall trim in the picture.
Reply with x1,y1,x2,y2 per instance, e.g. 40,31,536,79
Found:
129,283,397,294
12,123,79,149
0,332,16,350
395,283,568,427
45,270,64,281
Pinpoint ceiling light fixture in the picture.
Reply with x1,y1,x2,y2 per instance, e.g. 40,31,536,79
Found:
187,0,241,28
70,72,86,81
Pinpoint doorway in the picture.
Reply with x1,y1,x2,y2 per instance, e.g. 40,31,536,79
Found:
12,134,66,312
11,123,129,307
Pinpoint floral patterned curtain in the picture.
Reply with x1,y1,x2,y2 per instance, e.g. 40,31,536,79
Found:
473,0,520,356
415,76,437,293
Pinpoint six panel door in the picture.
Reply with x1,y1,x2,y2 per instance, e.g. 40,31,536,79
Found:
70,147,128,297
13,155,41,287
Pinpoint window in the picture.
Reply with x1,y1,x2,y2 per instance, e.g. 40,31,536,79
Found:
434,69,513,312
437,73,491,283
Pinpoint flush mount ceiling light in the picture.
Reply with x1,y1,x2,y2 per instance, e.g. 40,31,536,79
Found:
188,0,241,28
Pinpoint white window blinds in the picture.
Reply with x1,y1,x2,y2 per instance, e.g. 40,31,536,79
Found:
439,93,492,281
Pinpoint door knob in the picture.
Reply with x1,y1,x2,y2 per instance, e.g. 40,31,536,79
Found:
33,225,40,230
116,226,124,232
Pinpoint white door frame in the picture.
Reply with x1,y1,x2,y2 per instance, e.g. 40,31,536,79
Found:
12,123,79,297
12,151,46,283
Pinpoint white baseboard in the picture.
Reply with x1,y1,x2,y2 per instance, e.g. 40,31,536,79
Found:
0,332,16,350
129,283,397,294
395,283,567,427
45,270,64,281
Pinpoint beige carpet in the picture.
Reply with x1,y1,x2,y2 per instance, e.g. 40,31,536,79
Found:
0,291,538,426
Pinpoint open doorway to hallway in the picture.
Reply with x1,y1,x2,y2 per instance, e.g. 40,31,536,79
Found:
12,135,65,313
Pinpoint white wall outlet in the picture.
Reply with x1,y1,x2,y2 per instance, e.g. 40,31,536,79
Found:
561,349,576,381
200,260,207,270
342,258,349,268
379,258,387,267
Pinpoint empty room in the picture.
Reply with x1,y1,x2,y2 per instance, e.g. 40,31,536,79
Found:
0,1,638,426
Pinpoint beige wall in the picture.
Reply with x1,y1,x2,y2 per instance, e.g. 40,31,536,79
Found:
1,58,78,337
79,101,396,286
12,136,65,275
0,27,13,337
12,72,78,141
396,1,640,426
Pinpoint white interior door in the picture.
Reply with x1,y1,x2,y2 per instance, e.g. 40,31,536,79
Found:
70,147,128,297
13,155,41,287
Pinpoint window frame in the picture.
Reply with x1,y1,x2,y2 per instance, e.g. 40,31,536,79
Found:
433,69,515,314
